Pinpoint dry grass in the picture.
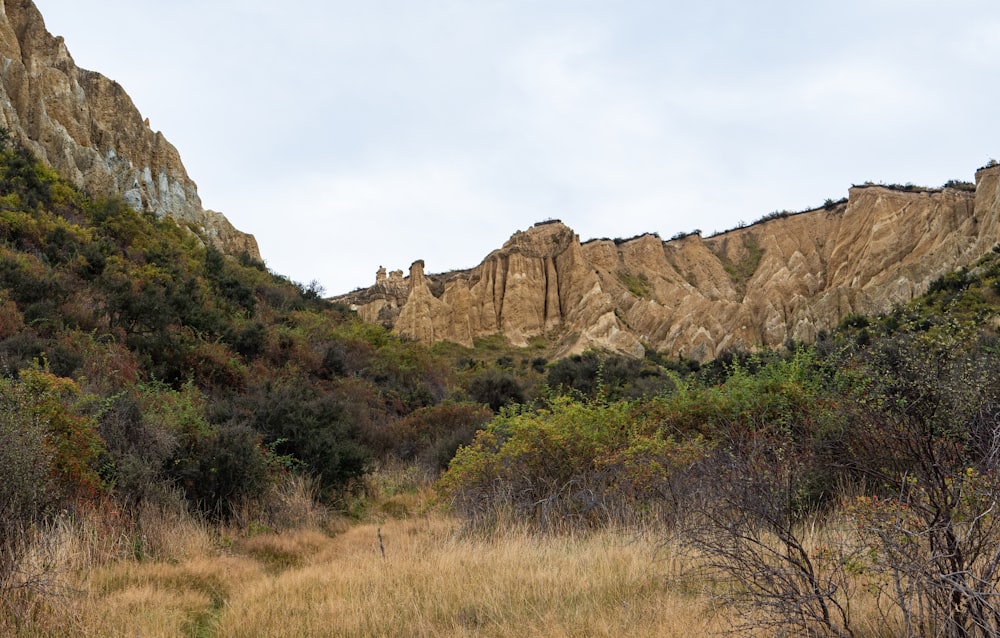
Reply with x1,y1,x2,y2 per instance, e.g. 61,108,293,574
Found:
6,508,725,637
3,469,904,637
213,517,718,638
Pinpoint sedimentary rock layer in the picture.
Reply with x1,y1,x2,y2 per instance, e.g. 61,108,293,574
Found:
0,0,258,258
338,167,1000,361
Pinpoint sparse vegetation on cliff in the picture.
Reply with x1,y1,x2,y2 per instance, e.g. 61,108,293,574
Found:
715,234,765,293
617,269,654,300
669,229,701,241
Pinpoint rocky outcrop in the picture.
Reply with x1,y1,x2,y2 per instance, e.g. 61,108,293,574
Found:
336,166,1000,361
0,0,259,258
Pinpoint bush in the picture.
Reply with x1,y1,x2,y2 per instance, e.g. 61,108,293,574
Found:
0,381,56,546
169,423,271,519
835,332,1000,636
96,392,178,508
439,397,711,531
0,393,54,624
390,402,492,471
466,369,525,412
0,369,106,620
547,351,673,400
240,379,372,498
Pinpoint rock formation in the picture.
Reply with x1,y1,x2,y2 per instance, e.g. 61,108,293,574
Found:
336,166,1000,361
0,0,259,258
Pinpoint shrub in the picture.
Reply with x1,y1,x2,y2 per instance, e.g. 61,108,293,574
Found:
835,332,1000,636
439,396,711,531
546,351,672,401
0,381,56,543
390,402,492,471
617,270,654,299
239,379,372,499
169,423,271,519
466,369,525,412
97,391,178,508
0,369,107,621
16,369,104,498
0,380,55,622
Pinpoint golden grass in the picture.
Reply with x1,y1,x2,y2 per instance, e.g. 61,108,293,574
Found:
214,517,719,638
8,509,724,637
3,471,906,637
71,554,263,638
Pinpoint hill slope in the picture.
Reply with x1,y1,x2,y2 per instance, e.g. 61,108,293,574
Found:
0,0,258,257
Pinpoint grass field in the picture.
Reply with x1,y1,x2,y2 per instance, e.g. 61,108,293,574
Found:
4,470,727,638
12,516,720,637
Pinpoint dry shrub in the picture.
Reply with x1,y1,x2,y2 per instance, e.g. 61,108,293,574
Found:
0,525,72,633
0,501,134,634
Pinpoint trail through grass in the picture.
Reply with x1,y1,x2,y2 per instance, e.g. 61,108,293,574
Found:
34,514,719,637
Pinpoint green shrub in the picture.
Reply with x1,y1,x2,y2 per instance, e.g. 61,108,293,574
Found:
239,379,372,498
617,270,654,299
390,401,492,471
439,397,711,530
546,351,672,400
466,369,525,412
169,423,270,519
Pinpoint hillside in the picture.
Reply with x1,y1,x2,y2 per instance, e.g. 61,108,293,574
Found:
6,2,1000,634
337,168,1000,361
0,0,258,258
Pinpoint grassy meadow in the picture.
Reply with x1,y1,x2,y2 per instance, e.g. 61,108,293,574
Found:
8,475,724,638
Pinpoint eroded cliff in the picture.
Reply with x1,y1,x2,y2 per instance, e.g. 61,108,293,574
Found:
0,0,259,258
337,166,1000,361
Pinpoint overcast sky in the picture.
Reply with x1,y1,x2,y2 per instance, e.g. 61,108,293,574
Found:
32,0,1000,294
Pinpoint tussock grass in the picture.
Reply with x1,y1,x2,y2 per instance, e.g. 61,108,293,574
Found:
214,516,717,638
6,503,911,637
10,510,723,637
8,467,911,637
230,529,329,574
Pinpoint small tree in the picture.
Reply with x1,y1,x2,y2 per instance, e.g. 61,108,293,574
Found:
840,331,1000,637
679,353,858,636
684,437,858,637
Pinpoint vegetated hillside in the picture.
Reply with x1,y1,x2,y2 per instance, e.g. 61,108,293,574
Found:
0,136,521,524
0,0,257,257
7,88,1000,633
339,165,1000,362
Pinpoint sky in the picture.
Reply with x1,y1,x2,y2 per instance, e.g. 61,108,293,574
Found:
31,0,1000,295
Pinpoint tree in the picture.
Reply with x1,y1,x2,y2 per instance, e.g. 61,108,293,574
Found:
839,331,1000,637
679,353,857,636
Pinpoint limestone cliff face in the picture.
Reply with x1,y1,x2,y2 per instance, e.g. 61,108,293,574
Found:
338,165,1000,361
0,0,258,258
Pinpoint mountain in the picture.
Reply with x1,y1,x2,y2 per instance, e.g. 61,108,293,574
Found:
0,0,258,258
336,164,1000,361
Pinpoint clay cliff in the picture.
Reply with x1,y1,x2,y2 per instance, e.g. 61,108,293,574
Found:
0,0,258,258
336,165,1000,361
